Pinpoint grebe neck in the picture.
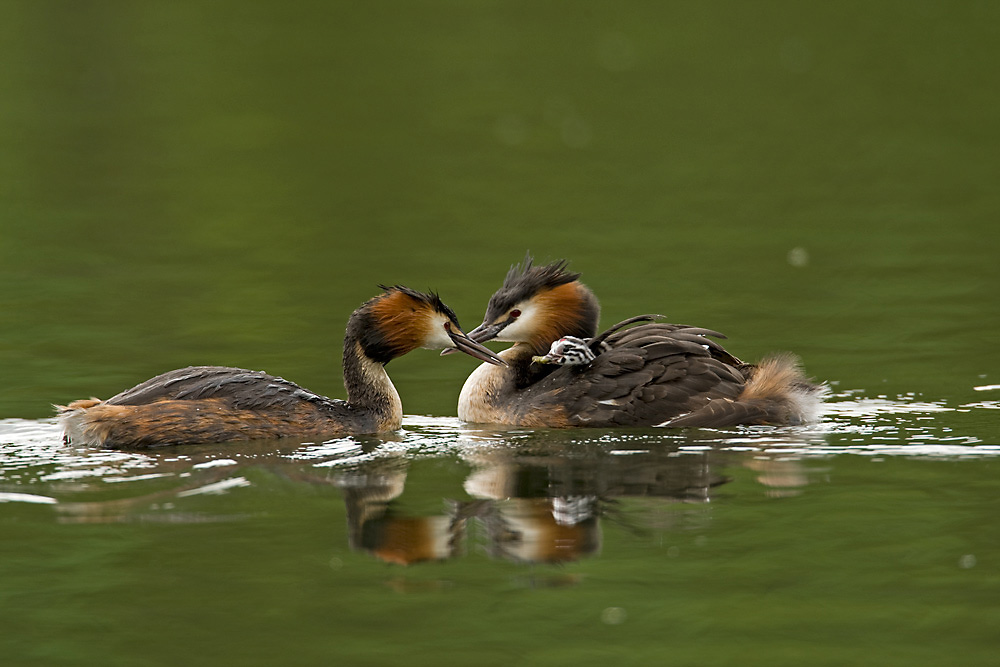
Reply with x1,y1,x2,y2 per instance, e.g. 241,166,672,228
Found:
457,342,559,423
341,328,403,432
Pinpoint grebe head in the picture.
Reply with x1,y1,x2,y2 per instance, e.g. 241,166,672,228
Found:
465,255,600,353
353,286,505,365
531,336,597,366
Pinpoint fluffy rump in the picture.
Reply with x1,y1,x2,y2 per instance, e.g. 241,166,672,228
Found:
740,353,828,425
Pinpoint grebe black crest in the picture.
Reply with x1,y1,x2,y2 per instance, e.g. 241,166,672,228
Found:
467,255,600,354
59,286,504,449
457,256,826,428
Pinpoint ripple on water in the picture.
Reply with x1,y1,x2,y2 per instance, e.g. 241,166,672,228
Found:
1,392,999,493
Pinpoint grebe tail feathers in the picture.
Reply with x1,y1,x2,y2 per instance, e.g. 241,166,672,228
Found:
663,353,828,427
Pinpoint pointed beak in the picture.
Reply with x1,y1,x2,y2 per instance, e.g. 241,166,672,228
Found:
447,328,506,366
441,320,507,360
465,321,506,344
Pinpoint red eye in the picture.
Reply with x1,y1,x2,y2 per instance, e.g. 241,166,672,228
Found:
510,309,521,319
444,321,452,331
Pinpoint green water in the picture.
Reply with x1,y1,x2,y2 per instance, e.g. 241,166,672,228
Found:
1,1,998,665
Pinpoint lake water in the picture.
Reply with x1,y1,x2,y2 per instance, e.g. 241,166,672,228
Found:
1,2,998,665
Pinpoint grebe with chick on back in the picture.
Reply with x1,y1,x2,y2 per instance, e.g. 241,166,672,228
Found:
452,256,826,428
59,286,504,448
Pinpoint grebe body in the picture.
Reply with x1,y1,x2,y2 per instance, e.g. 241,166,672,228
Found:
60,286,503,448
455,258,825,428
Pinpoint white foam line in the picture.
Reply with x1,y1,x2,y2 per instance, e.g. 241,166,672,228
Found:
0,492,58,504
192,459,239,469
103,473,174,484
177,477,251,497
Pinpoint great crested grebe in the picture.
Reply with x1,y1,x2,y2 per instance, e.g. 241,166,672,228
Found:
59,286,504,448
453,257,825,428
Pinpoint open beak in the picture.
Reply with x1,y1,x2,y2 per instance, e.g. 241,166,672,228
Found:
447,328,506,366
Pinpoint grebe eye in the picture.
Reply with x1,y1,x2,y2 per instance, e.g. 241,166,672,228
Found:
444,321,452,331
510,309,521,319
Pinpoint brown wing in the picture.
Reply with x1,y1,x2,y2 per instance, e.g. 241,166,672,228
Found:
106,365,354,418
604,321,745,367
513,324,748,427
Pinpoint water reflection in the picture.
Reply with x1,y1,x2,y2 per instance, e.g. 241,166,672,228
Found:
0,418,811,563
330,437,811,566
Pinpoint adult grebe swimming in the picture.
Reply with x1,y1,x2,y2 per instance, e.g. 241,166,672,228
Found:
60,286,504,448
453,257,825,428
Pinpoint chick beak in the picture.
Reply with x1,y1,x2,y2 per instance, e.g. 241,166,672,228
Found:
447,328,506,366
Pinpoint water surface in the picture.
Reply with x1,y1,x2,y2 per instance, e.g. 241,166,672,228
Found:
1,1,998,665
3,392,999,665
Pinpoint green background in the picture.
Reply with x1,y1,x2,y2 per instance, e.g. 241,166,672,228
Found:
1,2,998,665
